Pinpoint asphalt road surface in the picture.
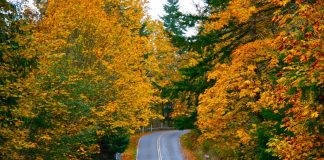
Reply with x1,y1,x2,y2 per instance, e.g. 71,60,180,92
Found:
136,130,189,160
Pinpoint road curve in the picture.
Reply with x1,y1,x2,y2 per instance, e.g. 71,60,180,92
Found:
136,130,189,160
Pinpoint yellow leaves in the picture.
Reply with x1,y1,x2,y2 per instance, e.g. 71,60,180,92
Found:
239,89,254,98
18,142,37,149
197,0,323,159
14,120,24,127
207,63,229,80
143,21,185,87
171,99,196,118
78,145,87,155
39,135,52,141
188,58,199,67
247,65,257,72
267,134,318,159
253,87,261,93
205,12,231,31
80,94,88,100
268,0,291,6
205,0,259,32
35,156,44,160
88,144,100,154
96,130,105,136
228,0,257,23
19,51,35,59
197,38,285,154
269,58,279,68
2,0,320,158
236,129,251,144
11,106,35,118
277,77,287,84
0,0,161,158
93,105,117,117
310,112,319,118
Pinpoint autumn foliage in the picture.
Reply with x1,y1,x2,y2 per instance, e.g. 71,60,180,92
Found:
0,0,162,159
157,0,323,159
194,0,323,159
0,0,323,159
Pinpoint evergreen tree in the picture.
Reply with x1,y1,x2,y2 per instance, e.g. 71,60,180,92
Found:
161,0,186,36
160,0,213,129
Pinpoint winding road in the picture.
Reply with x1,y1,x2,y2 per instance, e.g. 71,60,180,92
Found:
136,130,189,160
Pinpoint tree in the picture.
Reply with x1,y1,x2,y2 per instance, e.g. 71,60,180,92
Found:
99,128,130,159
161,0,186,36
0,0,161,158
196,0,323,159
160,0,323,159
159,0,214,129
0,1,38,158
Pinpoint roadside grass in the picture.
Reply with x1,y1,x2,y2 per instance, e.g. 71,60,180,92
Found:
180,130,202,160
180,130,241,160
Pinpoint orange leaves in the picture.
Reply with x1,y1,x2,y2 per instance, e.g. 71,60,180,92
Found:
39,135,52,141
228,0,257,23
1,0,322,158
196,31,321,157
236,129,251,144
268,134,319,159
205,0,258,32
268,0,291,6
311,112,319,118
183,0,322,159
96,130,105,136
247,65,257,72
205,12,231,31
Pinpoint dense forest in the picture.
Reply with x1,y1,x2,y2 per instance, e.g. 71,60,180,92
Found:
0,0,323,159
162,0,323,159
